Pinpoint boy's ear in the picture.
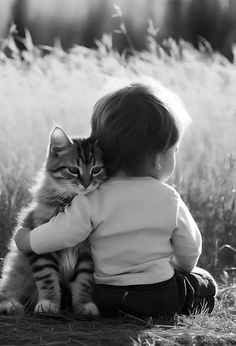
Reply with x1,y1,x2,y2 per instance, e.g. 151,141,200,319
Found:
49,127,73,155
154,154,162,170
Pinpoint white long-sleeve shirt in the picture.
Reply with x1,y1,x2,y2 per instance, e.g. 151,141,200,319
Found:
30,176,202,285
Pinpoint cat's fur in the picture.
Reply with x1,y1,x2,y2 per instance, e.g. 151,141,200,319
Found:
0,127,106,315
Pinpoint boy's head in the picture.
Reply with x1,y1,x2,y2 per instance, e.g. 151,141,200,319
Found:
90,82,190,177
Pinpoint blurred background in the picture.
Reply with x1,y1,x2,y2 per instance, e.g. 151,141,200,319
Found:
1,0,236,61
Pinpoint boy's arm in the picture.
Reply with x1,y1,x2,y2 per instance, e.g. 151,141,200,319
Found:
15,227,32,253
171,197,202,273
15,194,92,254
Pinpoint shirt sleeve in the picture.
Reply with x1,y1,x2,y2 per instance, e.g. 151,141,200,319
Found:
30,195,93,254
170,196,202,272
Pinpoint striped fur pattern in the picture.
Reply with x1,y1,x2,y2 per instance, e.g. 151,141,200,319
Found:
0,127,106,316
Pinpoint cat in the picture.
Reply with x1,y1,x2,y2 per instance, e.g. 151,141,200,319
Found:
0,127,106,316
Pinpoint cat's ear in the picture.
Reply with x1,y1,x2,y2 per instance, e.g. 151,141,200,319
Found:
49,127,73,155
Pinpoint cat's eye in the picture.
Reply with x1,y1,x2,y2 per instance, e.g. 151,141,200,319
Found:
91,167,103,175
68,167,80,175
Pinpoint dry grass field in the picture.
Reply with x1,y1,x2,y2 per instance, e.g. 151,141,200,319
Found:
0,35,235,345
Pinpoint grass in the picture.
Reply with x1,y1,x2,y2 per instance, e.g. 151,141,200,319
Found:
0,34,236,344
0,297,235,346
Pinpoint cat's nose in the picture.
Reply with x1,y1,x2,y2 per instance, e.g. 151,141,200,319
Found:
81,179,91,188
83,182,90,188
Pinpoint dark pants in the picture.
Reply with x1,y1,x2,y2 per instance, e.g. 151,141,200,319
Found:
93,267,217,319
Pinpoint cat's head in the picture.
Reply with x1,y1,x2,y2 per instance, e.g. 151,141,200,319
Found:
46,127,106,195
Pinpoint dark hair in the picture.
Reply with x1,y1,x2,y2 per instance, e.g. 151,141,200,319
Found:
90,83,179,176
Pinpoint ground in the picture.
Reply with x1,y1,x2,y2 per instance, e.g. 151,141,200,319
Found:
0,306,235,346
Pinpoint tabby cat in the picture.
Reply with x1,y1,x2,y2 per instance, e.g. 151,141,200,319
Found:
0,127,106,315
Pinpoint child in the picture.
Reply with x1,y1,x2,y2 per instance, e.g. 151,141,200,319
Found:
15,82,217,319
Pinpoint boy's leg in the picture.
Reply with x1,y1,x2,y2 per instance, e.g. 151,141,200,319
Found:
93,284,126,316
93,275,184,318
177,267,218,314
122,276,183,319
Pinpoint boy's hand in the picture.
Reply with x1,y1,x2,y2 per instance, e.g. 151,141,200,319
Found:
15,227,33,253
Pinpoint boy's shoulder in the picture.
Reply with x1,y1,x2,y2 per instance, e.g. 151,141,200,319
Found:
154,180,180,199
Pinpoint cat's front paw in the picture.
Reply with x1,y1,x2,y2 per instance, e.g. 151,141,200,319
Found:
34,299,60,313
74,301,99,317
0,299,24,314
